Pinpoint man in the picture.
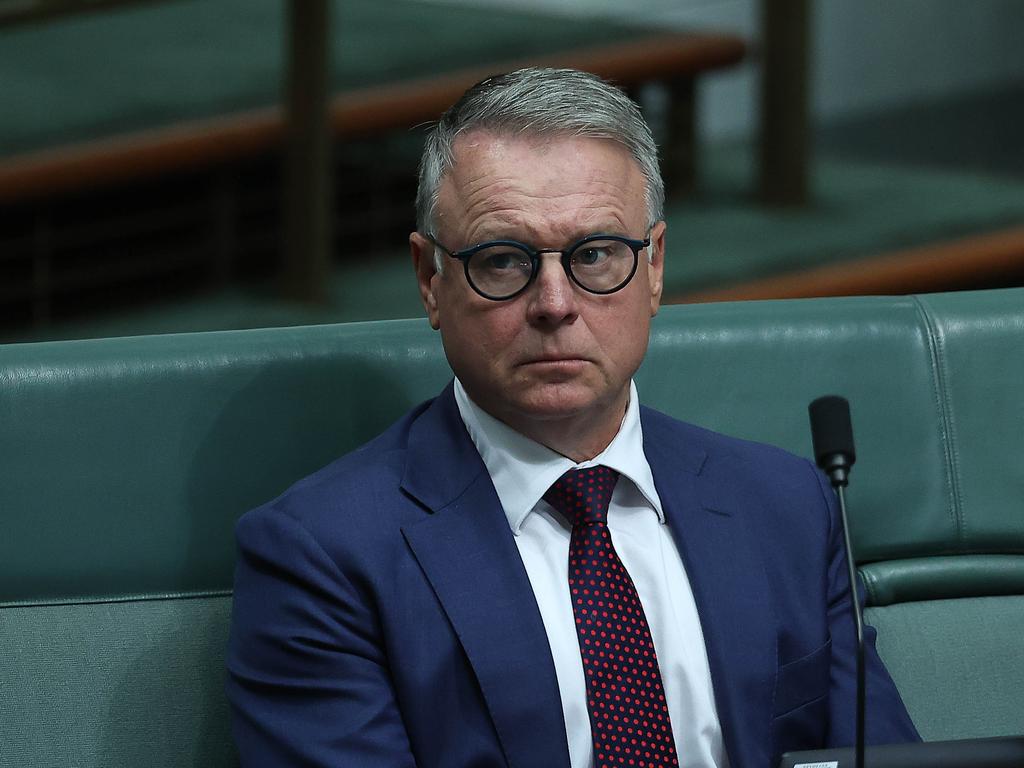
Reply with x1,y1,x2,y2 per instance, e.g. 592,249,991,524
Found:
226,68,918,767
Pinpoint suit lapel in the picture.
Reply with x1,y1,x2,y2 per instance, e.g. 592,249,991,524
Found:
642,410,778,768
400,386,571,768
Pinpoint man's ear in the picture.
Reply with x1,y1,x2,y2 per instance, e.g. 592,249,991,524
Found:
410,232,441,330
647,220,666,316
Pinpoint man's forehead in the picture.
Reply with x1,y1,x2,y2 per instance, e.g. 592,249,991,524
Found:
442,130,638,196
434,130,645,239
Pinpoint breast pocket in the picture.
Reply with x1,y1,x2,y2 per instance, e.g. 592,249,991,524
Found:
773,638,832,717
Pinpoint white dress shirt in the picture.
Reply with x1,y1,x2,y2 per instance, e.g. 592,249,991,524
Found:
453,379,730,768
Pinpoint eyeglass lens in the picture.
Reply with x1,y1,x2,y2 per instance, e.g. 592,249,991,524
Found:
467,239,638,298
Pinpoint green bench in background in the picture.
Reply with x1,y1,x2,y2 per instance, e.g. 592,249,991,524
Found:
0,0,743,201
2,287,1023,766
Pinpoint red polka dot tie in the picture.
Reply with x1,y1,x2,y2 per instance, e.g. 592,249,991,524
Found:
544,466,679,768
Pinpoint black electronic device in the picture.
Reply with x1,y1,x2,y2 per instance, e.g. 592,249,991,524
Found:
779,735,1024,768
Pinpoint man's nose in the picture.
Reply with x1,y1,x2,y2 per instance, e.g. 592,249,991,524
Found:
526,253,578,324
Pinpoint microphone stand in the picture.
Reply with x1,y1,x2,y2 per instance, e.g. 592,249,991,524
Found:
834,482,865,768
810,395,866,768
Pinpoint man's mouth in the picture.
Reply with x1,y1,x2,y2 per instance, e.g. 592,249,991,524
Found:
519,355,589,367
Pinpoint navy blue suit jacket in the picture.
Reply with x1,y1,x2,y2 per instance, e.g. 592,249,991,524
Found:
226,384,919,767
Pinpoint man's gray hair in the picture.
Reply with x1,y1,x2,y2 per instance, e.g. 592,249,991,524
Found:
415,67,665,242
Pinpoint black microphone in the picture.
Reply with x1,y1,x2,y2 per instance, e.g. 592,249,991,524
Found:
809,395,857,487
808,395,865,768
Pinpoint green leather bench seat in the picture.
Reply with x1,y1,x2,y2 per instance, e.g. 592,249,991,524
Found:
2,288,1022,765
4,597,234,766
867,596,1024,741
1,322,452,767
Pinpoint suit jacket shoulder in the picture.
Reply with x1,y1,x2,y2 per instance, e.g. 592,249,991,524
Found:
239,385,488,560
227,382,572,768
639,404,834,537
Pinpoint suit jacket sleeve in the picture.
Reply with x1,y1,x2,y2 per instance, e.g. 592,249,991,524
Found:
225,504,417,767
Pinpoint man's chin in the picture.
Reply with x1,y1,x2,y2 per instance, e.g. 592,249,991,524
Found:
505,383,607,423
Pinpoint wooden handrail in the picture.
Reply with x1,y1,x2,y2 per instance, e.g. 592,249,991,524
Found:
671,225,1024,304
333,32,745,136
0,0,164,28
0,31,745,204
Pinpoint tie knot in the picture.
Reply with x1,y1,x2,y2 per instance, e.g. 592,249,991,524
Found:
543,466,619,527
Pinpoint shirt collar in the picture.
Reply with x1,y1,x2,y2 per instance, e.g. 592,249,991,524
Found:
453,378,665,534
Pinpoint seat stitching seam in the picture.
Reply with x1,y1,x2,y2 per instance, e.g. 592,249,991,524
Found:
911,294,964,548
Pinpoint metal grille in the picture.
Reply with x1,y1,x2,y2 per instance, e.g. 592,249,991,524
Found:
0,137,419,333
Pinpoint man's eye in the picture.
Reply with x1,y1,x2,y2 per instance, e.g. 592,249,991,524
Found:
575,247,611,266
479,250,528,271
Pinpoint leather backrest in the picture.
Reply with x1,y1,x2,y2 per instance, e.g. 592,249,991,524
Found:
4,290,1021,606
1,320,449,605
638,289,1024,593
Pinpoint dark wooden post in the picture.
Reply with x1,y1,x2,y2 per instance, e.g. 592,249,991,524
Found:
663,78,697,199
759,0,811,206
283,0,332,302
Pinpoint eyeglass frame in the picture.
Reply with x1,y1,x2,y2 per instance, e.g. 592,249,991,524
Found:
425,232,652,301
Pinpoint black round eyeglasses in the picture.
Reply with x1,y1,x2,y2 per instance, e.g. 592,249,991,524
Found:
426,233,651,301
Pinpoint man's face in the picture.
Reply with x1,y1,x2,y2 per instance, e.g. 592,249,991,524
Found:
411,131,665,450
